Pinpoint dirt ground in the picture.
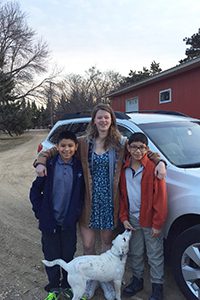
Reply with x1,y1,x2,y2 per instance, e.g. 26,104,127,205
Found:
0,131,185,300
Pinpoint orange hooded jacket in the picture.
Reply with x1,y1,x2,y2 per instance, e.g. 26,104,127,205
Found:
119,154,167,230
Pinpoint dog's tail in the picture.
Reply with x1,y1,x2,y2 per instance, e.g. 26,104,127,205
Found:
42,259,69,271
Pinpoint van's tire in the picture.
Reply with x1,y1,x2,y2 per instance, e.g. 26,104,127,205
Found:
171,225,200,300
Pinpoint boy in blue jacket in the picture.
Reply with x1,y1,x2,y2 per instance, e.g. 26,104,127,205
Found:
30,130,85,300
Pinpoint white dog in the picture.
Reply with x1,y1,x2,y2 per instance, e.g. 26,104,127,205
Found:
43,230,131,300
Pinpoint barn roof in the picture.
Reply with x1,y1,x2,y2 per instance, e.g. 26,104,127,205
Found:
109,57,200,97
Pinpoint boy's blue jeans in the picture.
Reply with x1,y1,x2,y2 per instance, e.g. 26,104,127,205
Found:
41,225,77,291
128,215,164,284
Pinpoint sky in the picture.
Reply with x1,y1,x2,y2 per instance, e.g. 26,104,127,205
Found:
9,0,200,76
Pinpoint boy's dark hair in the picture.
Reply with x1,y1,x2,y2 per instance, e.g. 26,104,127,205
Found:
56,130,78,144
128,132,148,146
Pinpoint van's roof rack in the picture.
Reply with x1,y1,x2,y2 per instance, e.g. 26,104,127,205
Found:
60,111,130,120
60,112,91,120
127,110,188,117
115,111,130,119
60,110,187,121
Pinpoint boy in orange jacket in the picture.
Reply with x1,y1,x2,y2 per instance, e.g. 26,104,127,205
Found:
119,132,167,300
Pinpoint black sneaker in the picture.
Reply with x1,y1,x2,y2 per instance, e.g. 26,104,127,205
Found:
62,288,73,299
123,275,143,297
149,283,163,300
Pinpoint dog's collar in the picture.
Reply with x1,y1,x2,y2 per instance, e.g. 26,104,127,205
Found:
110,250,125,261
119,254,124,261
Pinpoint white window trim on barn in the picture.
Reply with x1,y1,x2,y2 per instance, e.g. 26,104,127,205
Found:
159,88,172,104
125,97,139,112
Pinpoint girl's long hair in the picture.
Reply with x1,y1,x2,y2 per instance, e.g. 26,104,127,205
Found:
86,103,122,149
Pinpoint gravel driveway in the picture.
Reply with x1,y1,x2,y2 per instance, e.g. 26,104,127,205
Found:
0,131,185,300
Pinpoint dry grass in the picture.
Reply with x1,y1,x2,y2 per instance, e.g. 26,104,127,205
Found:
0,132,34,152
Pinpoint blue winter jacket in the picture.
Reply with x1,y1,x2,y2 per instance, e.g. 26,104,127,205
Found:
29,154,85,233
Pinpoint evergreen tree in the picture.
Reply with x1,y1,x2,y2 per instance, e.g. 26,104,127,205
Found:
180,28,200,63
121,61,162,87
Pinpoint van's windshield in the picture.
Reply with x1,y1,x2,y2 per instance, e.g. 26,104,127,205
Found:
139,121,200,168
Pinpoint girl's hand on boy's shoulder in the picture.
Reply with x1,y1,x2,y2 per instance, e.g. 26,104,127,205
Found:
151,227,161,237
36,164,47,177
123,220,135,231
154,161,166,180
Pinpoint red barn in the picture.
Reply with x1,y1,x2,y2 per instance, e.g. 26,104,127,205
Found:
110,57,200,118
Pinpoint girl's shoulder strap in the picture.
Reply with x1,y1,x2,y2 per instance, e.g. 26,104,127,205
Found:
120,135,127,146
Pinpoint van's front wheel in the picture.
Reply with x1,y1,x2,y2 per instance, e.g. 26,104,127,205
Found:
172,225,200,300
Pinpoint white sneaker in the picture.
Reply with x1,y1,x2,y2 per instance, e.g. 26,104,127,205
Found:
84,280,98,299
100,282,116,300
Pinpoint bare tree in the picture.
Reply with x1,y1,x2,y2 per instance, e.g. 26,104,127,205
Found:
0,1,50,134
41,80,62,126
55,66,123,116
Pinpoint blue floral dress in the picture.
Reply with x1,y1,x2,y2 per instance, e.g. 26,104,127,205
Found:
89,151,114,230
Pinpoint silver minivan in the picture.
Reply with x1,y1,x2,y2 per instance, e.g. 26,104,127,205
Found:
38,112,200,300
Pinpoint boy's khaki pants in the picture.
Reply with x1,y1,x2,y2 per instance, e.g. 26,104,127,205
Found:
128,214,164,284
